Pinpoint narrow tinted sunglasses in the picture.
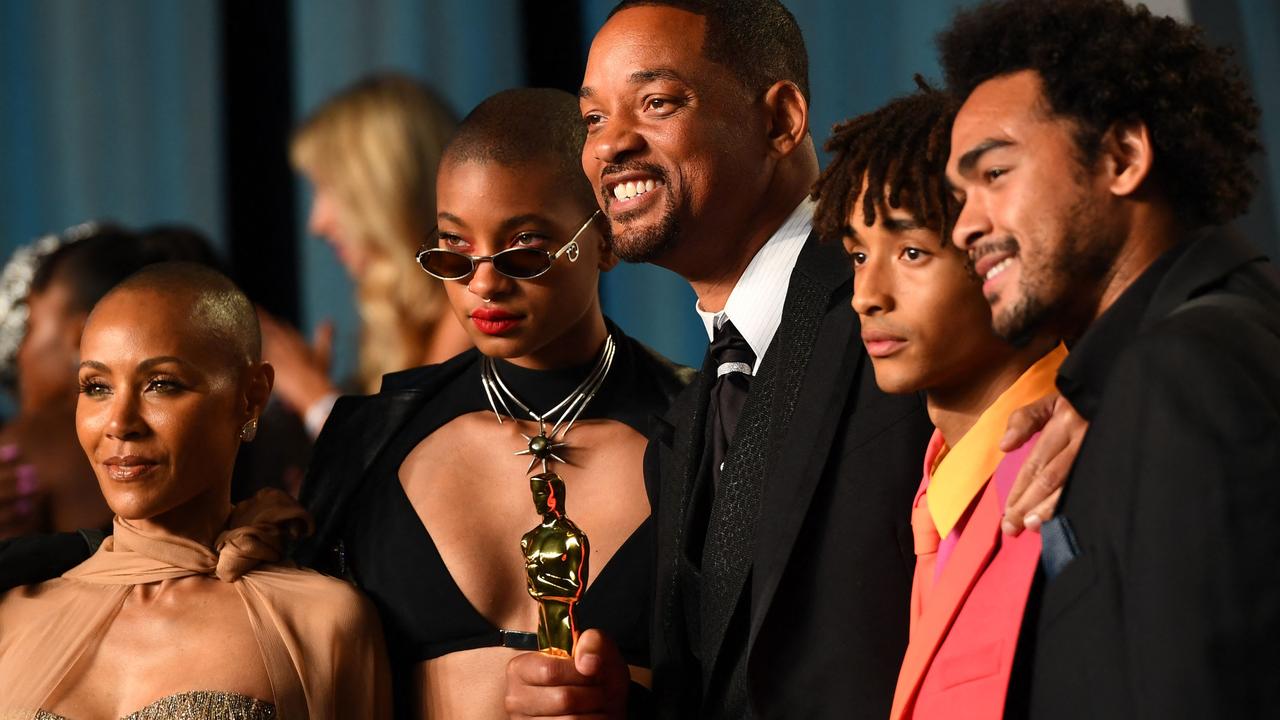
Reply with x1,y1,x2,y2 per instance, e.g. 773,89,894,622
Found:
417,210,602,281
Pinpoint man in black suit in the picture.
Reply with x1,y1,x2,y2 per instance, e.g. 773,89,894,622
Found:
940,1,1280,716
505,1,932,717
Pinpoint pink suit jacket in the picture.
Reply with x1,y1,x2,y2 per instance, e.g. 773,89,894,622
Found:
890,438,1042,720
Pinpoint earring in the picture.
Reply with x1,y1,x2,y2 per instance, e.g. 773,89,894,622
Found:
239,418,259,442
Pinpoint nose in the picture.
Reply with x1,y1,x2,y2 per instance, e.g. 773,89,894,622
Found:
951,191,992,252
307,191,338,241
105,389,147,442
587,114,645,166
466,258,516,300
851,256,894,317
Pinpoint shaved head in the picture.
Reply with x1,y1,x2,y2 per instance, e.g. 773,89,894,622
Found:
442,88,596,212
100,262,260,366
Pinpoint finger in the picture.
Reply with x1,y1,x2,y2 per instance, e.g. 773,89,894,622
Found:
999,394,1057,452
510,651,593,687
1022,488,1063,532
313,320,335,372
573,629,621,679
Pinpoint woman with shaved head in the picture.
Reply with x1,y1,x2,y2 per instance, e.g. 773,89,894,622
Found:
0,263,389,718
299,87,690,718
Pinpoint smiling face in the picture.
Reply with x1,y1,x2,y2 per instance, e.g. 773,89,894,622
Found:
579,5,770,269
848,194,1008,396
436,159,611,369
947,70,1121,343
75,288,261,523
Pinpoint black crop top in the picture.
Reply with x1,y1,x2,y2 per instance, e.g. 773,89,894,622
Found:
297,325,691,712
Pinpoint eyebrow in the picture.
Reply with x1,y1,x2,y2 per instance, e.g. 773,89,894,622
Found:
882,216,922,232
436,214,559,236
79,356,193,373
956,138,1014,176
579,67,687,99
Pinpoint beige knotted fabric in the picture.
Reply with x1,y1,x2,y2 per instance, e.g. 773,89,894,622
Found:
0,489,390,719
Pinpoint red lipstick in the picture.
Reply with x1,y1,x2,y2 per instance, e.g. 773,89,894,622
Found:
470,308,523,335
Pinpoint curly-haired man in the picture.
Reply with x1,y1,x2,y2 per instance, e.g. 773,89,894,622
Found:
941,0,1280,717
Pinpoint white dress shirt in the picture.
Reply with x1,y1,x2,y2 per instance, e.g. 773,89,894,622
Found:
695,197,815,373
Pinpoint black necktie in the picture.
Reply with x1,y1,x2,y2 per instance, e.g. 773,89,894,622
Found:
707,319,755,487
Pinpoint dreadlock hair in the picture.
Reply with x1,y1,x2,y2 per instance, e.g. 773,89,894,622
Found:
938,0,1261,226
811,77,958,243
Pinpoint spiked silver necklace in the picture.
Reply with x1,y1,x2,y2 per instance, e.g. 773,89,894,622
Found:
481,334,616,474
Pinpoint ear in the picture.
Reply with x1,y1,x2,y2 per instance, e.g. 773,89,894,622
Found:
761,80,809,159
243,361,275,421
1101,117,1154,198
596,230,620,273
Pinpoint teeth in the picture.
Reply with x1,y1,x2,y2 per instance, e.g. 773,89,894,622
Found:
985,257,1015,281
610,178,664,203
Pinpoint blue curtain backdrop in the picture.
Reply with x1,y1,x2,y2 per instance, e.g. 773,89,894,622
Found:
0,0,222,251
3,0,1279,374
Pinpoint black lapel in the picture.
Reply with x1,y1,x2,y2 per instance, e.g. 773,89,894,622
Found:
744,238,861,653
296,355,472,569
698,233,854,680
654,351,713,660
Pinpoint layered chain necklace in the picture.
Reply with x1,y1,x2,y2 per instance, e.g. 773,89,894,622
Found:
481,334,617,475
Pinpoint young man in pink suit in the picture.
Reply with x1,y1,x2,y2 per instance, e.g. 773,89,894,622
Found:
811,82,1064,720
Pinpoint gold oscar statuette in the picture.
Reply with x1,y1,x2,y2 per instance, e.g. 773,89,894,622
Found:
521,472,589,657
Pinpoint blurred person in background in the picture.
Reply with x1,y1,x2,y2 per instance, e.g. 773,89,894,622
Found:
270,72,472,438
0,223,223,539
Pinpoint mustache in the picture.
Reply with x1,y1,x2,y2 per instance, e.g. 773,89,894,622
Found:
599,161,670,198
966,237,1019,281
969,237,1019,262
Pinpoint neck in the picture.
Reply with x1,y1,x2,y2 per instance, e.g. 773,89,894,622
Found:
132,483,234,549
927,335,1057,448
1078,203,1182,338
680,178,814,314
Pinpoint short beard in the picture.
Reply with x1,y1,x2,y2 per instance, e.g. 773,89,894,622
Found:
610,194,680,264
993,196,1117,344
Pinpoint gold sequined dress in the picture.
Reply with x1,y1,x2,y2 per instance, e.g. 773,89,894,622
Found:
32,691,275,720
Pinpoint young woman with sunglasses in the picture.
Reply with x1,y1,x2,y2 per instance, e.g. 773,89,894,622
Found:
298,88,690,718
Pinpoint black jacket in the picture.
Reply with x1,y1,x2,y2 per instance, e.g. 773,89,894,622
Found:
1021,230,1280,718
647,234,933,718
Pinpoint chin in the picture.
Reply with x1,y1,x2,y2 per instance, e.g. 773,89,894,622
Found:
870,366,924,397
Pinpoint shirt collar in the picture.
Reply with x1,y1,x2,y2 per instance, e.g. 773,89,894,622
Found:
1056,241,1189,420
926,344,1068,538
695,197,814,372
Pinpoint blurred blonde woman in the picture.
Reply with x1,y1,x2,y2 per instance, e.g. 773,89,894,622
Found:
265,73,472,436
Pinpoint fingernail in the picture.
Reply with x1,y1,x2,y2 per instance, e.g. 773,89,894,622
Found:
1001,519,1019,536
0,444,18,462
1024,513,1042,531
579,652,602,676
15,465,38,495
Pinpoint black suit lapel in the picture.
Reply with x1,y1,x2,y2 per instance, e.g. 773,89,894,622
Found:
745,247,859,652
297,358,470,569
654,352,714,662
699,233,853,685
